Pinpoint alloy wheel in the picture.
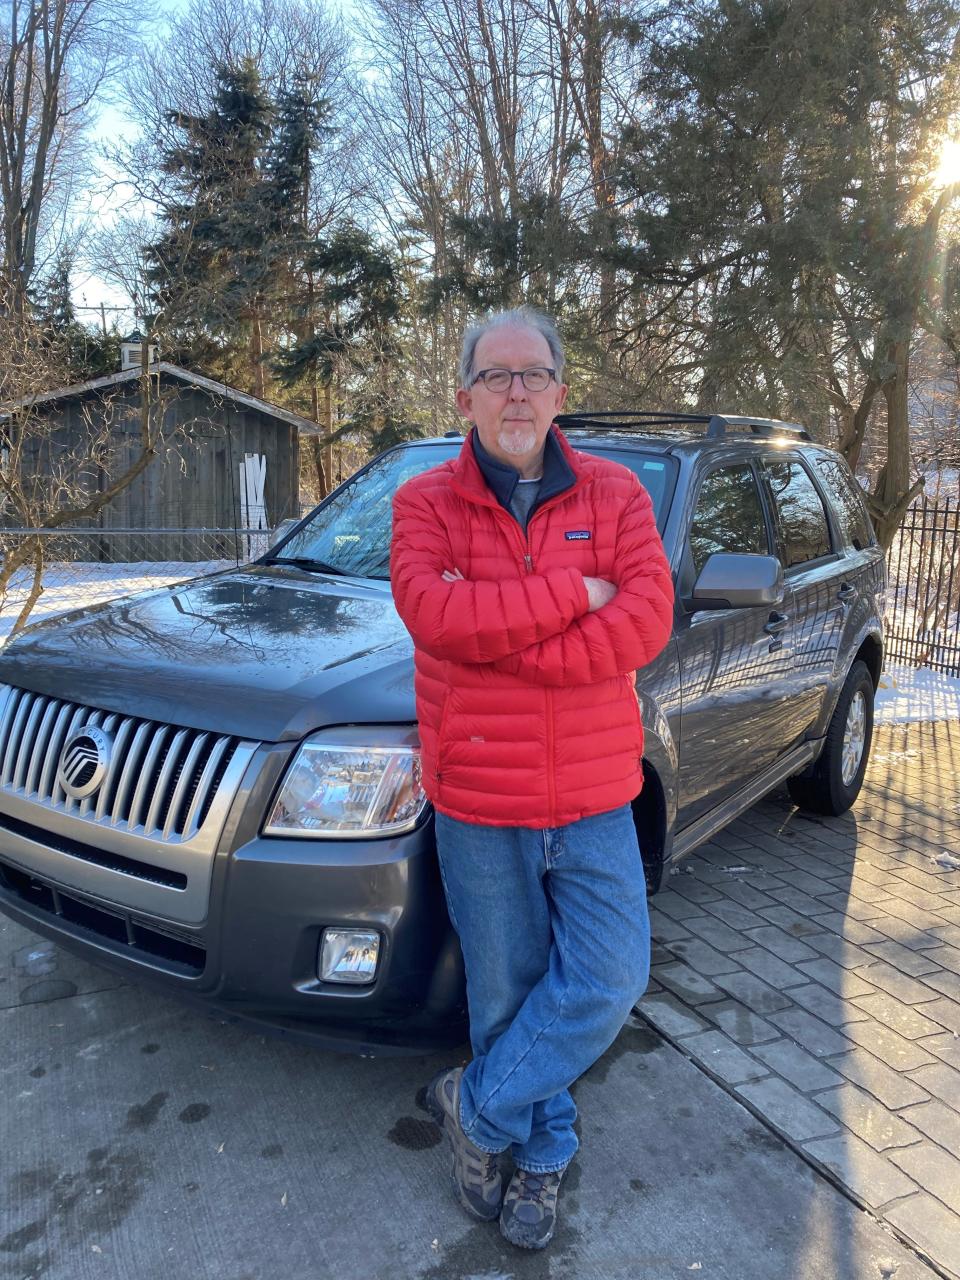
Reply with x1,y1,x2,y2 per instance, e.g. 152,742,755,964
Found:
841,690,867,786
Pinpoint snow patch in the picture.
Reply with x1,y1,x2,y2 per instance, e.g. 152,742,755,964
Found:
875,664,960,725
0,561,234,645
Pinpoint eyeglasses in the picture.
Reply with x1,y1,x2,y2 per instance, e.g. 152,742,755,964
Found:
472,366,556,393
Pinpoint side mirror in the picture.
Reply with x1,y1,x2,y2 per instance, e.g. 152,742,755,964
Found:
690,553,784,609
267,518,299,550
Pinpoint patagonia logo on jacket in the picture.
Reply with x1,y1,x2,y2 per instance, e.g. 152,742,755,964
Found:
565,530,591,540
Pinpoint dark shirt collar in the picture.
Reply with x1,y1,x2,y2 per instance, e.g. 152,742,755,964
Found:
470,426,576,513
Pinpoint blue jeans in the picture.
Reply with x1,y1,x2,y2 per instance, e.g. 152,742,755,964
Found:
434,803,651,1173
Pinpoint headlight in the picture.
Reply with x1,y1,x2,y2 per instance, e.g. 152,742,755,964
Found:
264,726,427,838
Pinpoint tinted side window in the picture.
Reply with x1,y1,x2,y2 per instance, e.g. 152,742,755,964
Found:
764,460,832,567
815,457,875,550
689,465,769,575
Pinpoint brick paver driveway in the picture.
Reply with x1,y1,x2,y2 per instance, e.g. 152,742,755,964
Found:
638,719,960,1279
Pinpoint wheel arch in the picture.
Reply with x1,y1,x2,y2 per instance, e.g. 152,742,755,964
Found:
854,633,883,689
632,761,668,897
788,650,876,814
796,638,880,780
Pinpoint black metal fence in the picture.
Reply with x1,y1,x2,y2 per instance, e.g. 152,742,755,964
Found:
885,497,960,676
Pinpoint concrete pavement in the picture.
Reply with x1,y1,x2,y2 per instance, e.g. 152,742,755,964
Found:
1,719,958,1280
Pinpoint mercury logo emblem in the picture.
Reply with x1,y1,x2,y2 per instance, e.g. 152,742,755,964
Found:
57,726,113,800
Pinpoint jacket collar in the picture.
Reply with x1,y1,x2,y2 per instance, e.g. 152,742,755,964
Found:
451,425,578,509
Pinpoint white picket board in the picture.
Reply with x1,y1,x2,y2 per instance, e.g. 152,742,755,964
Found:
241,452,269,557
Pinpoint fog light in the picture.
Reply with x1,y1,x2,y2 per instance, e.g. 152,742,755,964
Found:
319,928,380,984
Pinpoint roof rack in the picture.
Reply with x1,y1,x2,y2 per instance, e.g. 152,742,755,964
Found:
555,410,811,442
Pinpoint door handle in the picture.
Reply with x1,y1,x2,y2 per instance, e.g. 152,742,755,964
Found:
764,612,790,635
837,583,856,601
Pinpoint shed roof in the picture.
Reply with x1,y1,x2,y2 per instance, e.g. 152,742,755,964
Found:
1,362,326,436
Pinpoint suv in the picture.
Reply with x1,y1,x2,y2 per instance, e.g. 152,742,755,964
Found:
0,412,884,1052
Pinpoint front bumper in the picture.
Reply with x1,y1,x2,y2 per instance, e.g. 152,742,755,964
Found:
0,794,468,1055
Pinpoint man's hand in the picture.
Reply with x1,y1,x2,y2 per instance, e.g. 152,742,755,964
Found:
442,568,465,582
583,576,617,612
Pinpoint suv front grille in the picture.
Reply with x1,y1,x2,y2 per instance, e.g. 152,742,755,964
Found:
0,810,187,888
0,857,206,974
0,685,240,842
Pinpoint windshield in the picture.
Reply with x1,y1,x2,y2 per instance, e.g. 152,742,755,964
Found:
269,440,676,580
599,449,675,527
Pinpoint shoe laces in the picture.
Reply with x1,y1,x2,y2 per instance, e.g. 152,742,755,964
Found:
515,1169,554,1205
463,1142,499,1184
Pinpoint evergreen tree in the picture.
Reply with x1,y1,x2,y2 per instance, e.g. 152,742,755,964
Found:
35,253,77,334
426,190,586,317
257,75,335,403
261,77,333,237
274,224,413,455
33,251,122,381
145,58,274,391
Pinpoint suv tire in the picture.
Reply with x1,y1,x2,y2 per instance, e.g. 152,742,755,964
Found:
787,660,874,817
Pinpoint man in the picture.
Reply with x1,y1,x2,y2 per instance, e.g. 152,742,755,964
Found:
390,307,674,1250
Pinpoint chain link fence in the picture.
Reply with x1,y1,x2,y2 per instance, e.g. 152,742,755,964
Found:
0,528,280,645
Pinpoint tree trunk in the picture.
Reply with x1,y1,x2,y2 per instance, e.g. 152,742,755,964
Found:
323,381,334,497
10,538,45,636
306,329,326,501
311,436,328,499
578,0,615,334
870,340,923,550
0,538,34,612
304,266,327,501
250,311,265,399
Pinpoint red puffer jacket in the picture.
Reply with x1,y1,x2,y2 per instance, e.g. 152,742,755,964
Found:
390,426,675,827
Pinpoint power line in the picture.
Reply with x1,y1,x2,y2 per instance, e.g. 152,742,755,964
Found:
73,302,134,312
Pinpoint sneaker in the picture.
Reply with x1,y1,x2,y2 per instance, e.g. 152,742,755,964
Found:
425,1067,503,1221
499,1166,565,1250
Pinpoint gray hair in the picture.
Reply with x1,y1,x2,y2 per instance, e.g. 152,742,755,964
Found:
458,306,566,388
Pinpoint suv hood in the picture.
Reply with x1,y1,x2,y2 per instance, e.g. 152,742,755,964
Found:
0,566,416,742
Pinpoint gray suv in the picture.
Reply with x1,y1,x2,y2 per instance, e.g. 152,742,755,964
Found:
0,413,885,1052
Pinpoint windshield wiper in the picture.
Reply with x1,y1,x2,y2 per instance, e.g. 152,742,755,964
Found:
261,555,348,576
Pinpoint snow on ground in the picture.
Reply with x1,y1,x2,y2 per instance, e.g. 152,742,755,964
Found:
875,664,960,725
2,564,959,726
922,466,959,500
0,561,234,645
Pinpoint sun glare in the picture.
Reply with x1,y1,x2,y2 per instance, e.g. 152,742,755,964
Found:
934,138,960,188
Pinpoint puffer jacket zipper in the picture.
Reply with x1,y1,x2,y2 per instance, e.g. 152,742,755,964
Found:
484,485,581,573
510,505,558,821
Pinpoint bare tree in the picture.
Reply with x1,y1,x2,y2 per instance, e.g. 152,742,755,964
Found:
354,0,670,419
0,0,138,316
357,0,584,422
537,2,645,332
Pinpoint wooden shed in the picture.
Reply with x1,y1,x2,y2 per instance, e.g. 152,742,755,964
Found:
2,363,320,558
